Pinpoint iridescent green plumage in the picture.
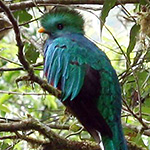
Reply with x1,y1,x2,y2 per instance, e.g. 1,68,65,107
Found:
40,7,128,150
41,8,84,36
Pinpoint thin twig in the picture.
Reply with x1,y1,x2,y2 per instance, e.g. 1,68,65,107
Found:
0,17,41,33
123,99,148,129
0,0,140,13
0,62,43,71
15,131,47,145
65,127,84,139
0,90,47,96
0,56,21,66
0,67,42,71
123,123,150,137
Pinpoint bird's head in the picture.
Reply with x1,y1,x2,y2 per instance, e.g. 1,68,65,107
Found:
38,7,84,38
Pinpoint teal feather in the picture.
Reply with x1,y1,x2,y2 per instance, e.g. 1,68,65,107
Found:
62,56,70,79
45,46,58,78
47,56,58,84
44,37,90,101
41,7,128,150
53,50,64,88
71,65,86,100
44,36,127,149
63,65,77,101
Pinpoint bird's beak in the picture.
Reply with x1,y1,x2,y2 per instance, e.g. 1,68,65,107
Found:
38,27,46,33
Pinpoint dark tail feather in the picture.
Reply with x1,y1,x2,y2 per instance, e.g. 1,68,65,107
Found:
88,129,115,150
86,128,101,143
101,121,128,150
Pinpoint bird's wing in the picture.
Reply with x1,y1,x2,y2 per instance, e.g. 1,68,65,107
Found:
44,35,121,140
44,36,95,101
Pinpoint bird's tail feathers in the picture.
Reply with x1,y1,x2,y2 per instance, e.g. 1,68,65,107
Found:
101,135,115,150
101,121,128,150
88,129,115,150
87,128,101,143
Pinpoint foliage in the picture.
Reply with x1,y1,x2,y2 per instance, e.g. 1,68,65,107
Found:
0,0,150,150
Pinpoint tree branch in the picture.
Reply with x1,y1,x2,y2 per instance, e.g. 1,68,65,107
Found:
0,0,140,12
0,117,145,150
0,62,43,72
0,90,47,95
0,117,101,150
0,55,21,66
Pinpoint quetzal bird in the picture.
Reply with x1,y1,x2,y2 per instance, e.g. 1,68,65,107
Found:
38,7,128,150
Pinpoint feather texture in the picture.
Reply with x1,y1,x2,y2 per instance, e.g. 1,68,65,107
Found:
41,8,128,150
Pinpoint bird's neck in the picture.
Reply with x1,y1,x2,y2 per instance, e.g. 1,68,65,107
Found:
48,32,84,40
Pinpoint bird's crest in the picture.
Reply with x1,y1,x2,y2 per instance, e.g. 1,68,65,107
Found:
40,7,84,34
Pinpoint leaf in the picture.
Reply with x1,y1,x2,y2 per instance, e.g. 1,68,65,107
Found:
70,123,82,132
0,142,10,150
100,0,117,29
44,95,57,110
13,10,32,28
0,104,10,113
145,49,150,62
140,0,148,5
24,43,39,64
127,24,140,60
142,97,150,114
131,133,147,148
0,94,12,104
4,70,20,83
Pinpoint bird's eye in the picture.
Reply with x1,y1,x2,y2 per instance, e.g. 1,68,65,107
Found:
57,23,64,30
